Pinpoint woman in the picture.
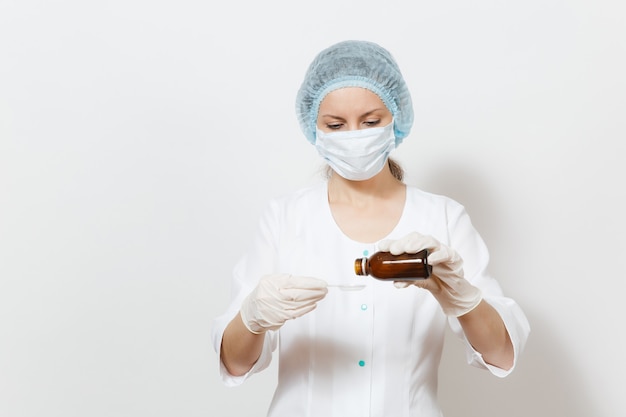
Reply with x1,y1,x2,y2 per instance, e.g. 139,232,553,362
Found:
211,40,530,416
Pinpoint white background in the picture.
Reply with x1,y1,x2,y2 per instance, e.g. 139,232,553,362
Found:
1,1,625,416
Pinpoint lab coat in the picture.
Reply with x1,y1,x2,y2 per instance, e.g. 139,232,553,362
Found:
211,182,530,417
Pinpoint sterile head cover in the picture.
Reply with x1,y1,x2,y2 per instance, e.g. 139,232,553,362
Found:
295,40,414,146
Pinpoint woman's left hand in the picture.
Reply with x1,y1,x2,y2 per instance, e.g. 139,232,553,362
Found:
378,232,482,317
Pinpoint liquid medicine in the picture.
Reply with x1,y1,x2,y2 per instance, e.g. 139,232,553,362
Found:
354,249,432,280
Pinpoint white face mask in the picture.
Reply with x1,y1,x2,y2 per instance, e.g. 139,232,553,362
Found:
315,121,396,181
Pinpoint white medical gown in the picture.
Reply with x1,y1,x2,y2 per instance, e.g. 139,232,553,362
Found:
211,182,530,417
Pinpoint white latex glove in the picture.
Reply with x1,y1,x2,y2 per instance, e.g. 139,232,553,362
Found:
378,232,482,317
240,273,328,334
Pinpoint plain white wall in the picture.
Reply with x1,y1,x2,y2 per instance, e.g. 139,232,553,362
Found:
1,1,624,416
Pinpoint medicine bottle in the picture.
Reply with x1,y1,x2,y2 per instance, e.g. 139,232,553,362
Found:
354,249,432,280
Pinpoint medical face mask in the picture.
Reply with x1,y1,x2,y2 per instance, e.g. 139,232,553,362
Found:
315,121,396,181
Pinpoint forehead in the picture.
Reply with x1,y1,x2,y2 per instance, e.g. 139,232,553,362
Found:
318,87,389,115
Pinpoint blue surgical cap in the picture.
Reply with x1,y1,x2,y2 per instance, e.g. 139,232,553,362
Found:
295,40,414,146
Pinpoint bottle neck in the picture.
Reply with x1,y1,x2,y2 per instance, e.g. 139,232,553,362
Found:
355,257,369,276
362,257,368,275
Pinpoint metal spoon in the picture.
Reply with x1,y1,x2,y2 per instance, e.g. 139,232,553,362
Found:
327,284,367,291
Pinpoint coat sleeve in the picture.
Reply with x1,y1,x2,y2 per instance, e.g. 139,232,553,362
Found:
444,201,531,377
210,199,283,386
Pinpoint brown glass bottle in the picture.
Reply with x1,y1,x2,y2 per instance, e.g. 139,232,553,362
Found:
354,249,432,280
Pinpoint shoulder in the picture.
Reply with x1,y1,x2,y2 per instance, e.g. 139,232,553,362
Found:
405,185,465,212
269,182,325,204
256,182,328,239
262,182,327,217
403,185,472,233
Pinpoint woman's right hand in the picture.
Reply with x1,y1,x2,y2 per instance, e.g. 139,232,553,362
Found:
239,273,328,334
378,232,482,317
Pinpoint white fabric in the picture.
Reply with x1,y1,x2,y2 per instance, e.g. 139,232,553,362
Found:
314,121,396,181
210,182,530,417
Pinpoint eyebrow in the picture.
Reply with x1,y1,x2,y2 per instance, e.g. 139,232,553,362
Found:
319,108,387,119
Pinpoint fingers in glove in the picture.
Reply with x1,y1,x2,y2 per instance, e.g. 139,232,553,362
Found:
273,275,328,302
274,274,328,290
280,287,328,302
394,279,432,290
384,232,439,255
283,301,321,319
377,239,392,251
401,232,434,253
427,244,460,265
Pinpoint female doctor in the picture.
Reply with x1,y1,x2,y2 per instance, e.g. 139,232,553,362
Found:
211,40,530,417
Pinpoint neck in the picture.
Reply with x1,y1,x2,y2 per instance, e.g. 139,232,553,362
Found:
327,164,404,205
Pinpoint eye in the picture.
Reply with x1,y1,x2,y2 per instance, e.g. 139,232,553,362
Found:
363,119,381,127
326,122,344,130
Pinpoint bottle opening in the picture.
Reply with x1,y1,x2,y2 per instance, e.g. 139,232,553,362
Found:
354,258,366,275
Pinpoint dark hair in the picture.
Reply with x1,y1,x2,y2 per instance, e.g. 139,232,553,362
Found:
388,158,404,181
324,158,404,182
